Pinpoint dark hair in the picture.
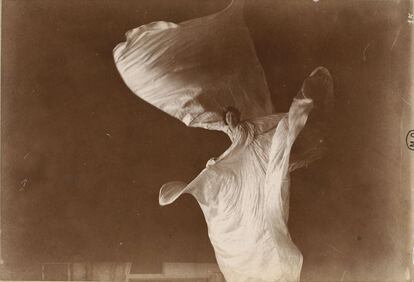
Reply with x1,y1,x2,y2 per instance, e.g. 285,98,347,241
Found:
222,106,241,125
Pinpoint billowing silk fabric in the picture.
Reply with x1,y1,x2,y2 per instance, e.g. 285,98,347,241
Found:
113,1,311,281
159,98,309,282
113,1,272,131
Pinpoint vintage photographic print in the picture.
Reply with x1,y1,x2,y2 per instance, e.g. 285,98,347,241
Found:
1,0,412,281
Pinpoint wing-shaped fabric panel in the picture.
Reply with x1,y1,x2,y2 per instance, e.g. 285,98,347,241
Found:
113,0,273,131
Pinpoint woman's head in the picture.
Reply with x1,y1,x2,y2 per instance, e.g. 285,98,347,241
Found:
223,106,241,127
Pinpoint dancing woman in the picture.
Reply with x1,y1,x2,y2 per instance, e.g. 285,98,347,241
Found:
113,1,333,281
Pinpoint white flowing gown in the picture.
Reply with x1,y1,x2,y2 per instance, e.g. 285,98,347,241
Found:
159,98,311,282
113,1,332,281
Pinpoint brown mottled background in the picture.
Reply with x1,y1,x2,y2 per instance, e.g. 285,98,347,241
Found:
1,0,412,281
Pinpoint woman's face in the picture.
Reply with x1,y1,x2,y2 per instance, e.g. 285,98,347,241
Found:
225,111,240,127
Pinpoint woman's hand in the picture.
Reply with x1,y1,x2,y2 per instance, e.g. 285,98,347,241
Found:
206,157,217,168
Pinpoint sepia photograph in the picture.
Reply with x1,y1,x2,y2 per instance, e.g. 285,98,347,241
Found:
1,0,413,281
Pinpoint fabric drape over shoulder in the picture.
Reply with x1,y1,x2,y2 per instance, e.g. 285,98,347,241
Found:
113,0,273,131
